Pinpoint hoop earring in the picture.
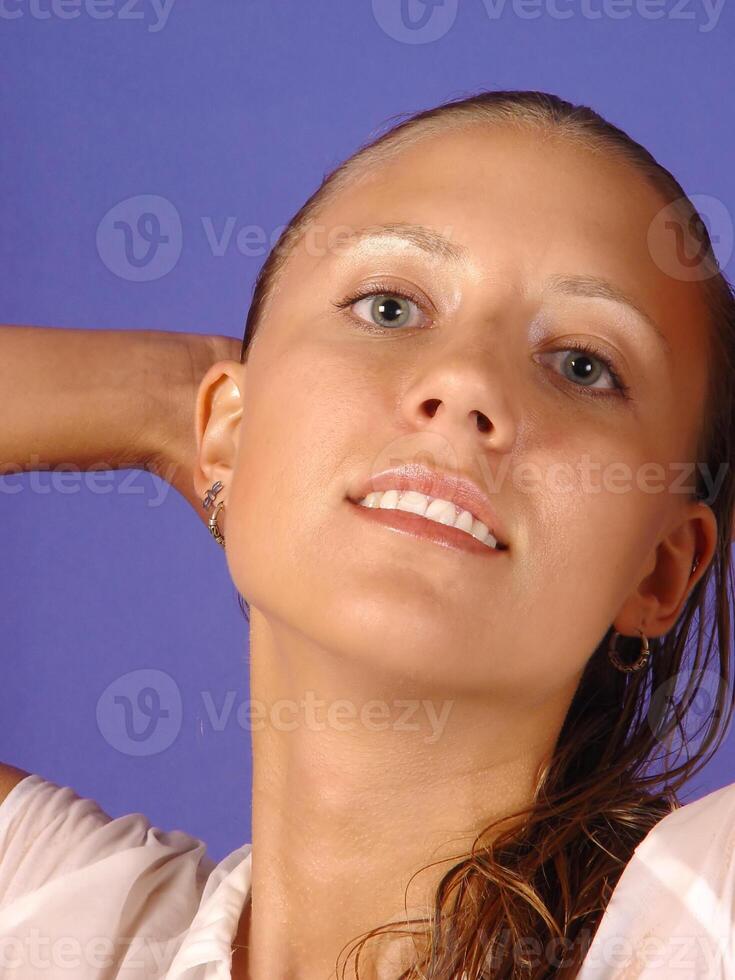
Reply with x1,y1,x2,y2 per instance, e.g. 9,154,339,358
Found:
608,628,651,673
202,480,226,549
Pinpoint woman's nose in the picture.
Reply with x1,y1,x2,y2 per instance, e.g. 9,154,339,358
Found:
420,397,492,433
400,354,516,454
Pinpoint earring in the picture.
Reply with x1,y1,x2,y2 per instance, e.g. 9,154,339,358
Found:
608,627,651,673
202,480,226,549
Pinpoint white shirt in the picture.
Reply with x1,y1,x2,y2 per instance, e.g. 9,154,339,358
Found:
0,773,733,978
0,774,251,978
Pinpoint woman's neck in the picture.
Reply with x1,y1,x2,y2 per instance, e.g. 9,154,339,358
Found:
242,610,577,980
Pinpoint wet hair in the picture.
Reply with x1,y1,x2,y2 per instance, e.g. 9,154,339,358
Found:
236,90,735,978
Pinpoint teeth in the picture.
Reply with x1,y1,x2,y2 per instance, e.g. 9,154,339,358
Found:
425,497,456,525
470,518,491,545
395,490,429,516
357,490,502,550
378,489,400,510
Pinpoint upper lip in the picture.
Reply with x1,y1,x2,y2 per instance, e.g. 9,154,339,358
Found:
348,462,509,548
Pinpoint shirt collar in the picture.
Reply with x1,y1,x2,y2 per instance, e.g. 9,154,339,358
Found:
165,843,252,979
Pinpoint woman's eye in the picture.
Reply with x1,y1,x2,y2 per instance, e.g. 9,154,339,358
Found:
540,346,629,397
338,289,427,331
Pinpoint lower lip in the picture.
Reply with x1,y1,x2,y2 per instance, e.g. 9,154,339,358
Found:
347,499,506,557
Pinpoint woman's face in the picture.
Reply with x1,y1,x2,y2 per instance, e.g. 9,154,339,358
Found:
219,124,711,701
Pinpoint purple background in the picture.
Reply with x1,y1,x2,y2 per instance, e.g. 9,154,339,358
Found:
2,1,733,861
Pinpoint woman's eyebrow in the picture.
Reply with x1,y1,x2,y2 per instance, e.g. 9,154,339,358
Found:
544,273,673,360
328,223,468,262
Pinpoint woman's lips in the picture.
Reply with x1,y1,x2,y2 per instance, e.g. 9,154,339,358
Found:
347,462,509,548
347,498,508,557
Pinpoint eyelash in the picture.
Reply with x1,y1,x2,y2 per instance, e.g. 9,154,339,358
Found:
333,284,631,399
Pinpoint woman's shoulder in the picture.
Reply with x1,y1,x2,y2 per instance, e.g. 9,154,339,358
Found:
0,762,32,808
0,769,216,878
633,778,735,865
0,769,235,978
577,780,735,978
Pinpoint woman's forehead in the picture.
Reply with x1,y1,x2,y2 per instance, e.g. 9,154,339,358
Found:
295,127,709,343
318,127,661,257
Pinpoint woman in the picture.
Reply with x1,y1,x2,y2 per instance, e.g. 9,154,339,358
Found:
0,89,734,979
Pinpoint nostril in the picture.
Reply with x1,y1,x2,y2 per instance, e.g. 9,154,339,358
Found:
475,411,491,433
423,398,441,418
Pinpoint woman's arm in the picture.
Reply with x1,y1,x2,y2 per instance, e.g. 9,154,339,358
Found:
0,324,241,521
0,763,31,808
0,327,241,789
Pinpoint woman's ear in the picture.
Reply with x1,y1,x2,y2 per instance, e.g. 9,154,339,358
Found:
616,500,719,638
193,358,245,502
